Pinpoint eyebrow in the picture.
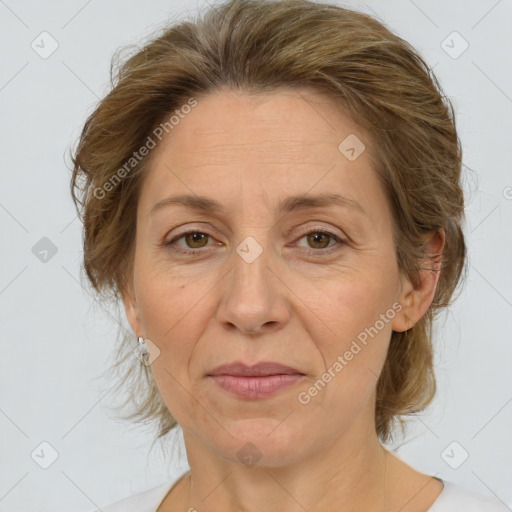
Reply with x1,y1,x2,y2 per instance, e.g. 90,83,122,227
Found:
150,192,367,217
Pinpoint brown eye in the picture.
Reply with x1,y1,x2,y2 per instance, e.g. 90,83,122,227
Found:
165,231,214,254
306,232,332,249
294,228,347,256
183,232,209,248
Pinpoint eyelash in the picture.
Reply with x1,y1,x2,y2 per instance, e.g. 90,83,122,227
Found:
164,227,347,257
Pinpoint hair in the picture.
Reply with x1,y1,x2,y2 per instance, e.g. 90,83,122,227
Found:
69,0,468,446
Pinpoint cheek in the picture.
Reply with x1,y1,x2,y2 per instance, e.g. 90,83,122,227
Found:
309,269,396,393
327,274,395,338
297,278,394,430
134,269,218,386
135,277,207,424
134,244,199,335
134,273,196,361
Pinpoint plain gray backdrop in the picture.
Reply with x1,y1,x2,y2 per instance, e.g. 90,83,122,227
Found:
1,0,511,510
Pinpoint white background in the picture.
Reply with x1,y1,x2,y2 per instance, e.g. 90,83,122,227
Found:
1,0,511,510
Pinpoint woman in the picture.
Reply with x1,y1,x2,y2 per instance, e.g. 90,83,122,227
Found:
71,0,508,510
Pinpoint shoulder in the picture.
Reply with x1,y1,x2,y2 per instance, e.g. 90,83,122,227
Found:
429,480,510,512
86,479,176,512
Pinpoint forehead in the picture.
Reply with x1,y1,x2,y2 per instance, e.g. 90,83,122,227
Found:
157,86,359,159
138,87,385,220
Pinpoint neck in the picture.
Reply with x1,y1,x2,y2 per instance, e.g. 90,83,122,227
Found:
178,419,391,512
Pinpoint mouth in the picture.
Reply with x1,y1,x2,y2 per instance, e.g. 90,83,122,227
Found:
207,362,306,399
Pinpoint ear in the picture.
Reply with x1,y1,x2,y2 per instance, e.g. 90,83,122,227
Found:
392,228,445,332
121,281,143,337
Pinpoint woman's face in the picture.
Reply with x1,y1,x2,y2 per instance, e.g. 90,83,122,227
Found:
124,87,413,466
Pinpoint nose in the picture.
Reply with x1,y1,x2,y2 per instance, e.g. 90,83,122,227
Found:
216,238,291,337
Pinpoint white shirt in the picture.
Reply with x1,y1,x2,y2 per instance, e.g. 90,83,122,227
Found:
89,475,510,512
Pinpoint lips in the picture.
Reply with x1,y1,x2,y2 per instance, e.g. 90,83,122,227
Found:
207,362,306,399
207,362,305,377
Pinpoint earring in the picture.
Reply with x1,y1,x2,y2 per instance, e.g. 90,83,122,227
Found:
137,336,148,351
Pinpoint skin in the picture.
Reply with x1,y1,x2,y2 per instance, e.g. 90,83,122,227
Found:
123,87,445,512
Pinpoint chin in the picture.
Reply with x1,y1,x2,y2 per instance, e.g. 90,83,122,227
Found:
208,416,314,468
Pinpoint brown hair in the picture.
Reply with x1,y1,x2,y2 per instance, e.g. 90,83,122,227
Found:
70,0,467,445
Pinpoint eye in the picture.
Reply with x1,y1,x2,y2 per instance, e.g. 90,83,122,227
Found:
294,228,346,255
165,230,216,254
